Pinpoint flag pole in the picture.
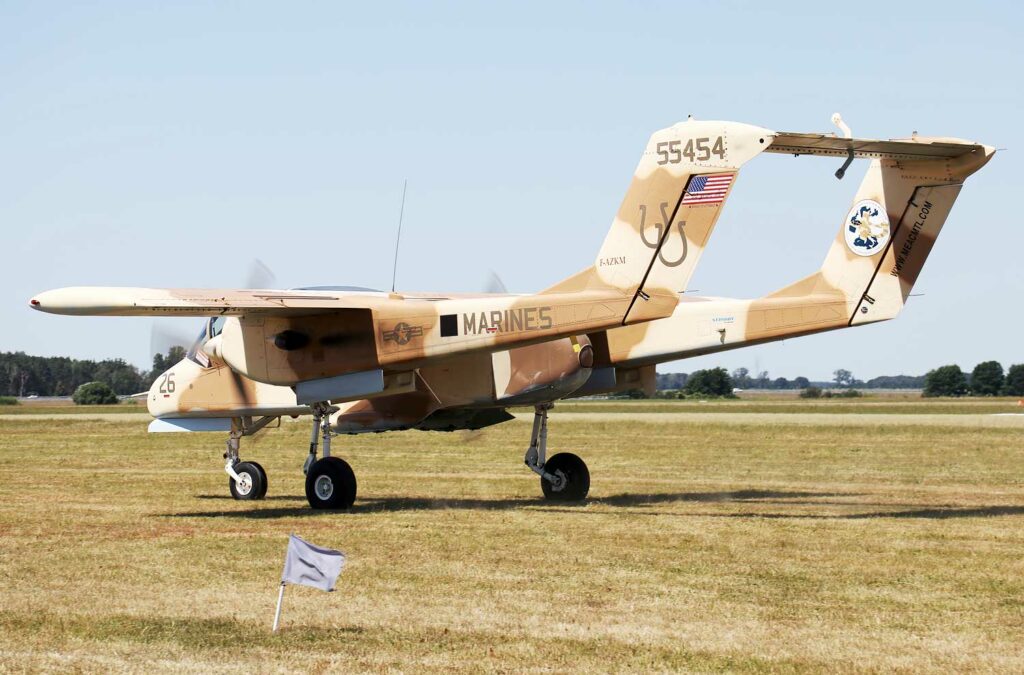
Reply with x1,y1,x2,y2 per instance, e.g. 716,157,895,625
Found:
272,582,286,632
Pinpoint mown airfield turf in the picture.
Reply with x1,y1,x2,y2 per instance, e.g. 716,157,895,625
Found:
0,398,1022,673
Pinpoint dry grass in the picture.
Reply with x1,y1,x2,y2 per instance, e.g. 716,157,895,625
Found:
0,400,1022,673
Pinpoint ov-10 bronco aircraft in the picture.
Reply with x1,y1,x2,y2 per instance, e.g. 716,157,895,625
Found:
31,115,995,510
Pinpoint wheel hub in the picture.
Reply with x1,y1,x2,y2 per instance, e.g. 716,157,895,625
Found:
236,472,253,495
548,469,567,492
314,474,334,500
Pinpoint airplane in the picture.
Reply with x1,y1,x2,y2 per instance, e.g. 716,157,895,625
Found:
30,115,995,510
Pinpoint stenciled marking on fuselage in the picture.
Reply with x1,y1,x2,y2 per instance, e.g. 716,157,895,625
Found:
889,200,933,277
462,307,553,336
639,202,687,267
599,256,627,267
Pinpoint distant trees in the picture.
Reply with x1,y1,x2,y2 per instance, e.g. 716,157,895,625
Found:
656,369,917,392
72,381,118,405
684,368,734,397
1004,365,1024,396
727,369,811,390
919,361,1024,397
731,368,751,389
657,362,1020,397
863,374,926,389
831,372,864,387
970,361,1005,396
923,365,969,397
655,372,689,391
150,346,187,382
0,349,187,398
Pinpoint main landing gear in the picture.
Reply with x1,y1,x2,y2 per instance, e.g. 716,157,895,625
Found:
303,402,357,510
524,403,590,501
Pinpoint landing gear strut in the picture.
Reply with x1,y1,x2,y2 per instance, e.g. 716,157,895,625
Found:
304,402,358,510
524,403,590,501
224,416,278,500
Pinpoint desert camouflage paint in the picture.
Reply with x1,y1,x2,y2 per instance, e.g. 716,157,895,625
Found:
30,118,995,433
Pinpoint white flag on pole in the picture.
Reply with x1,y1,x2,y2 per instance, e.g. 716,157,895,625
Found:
282,534,346,591
273,534,346,632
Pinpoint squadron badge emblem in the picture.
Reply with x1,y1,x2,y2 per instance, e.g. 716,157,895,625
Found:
844,199,890,256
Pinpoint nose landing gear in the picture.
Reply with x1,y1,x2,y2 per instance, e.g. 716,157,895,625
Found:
223,416,278,500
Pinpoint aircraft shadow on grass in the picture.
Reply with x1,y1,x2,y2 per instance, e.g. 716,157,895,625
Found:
164,490,1024,521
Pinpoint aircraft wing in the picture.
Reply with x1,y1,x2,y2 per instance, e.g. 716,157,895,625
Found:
31,284,673,391
30,287,390,316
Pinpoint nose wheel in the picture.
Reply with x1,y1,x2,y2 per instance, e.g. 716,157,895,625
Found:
228,461,268,500
524,404,590,502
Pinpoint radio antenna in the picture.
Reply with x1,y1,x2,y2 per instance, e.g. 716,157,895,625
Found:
390,179,408,292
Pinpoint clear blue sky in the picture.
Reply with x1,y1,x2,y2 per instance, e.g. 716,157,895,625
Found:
2,1,1021,381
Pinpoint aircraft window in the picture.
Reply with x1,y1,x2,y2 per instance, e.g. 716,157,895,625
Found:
210,316,226,338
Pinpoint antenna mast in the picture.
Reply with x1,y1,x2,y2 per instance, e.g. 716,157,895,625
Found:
390,179,408,293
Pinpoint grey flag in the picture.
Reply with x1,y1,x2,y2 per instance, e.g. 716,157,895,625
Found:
281,534,346,591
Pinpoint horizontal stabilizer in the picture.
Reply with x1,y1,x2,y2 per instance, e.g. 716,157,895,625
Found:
765,132,985,160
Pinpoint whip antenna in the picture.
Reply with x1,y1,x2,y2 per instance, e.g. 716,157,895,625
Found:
391,179,408,292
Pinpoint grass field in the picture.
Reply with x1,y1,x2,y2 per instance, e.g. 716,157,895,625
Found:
1,399,1022,672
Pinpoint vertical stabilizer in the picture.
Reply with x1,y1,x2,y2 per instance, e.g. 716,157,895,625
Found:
542,119,772,324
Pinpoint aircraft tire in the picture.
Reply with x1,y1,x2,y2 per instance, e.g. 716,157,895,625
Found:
541,452,590,501
305,457,357,510
229,461,265,501
249,461,269,499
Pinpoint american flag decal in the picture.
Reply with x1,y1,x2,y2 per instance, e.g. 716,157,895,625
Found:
681,173,734,205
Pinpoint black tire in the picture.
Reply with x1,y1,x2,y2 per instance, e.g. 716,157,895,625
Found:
229,461,265,501
305,457,357,510
249,461,269,499
541,452,590,501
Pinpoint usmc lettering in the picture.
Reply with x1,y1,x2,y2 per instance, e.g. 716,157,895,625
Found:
462,306,553,335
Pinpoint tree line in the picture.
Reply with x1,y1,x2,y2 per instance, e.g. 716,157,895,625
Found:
656,368,926,392
656,361,1024,398
923,361,1024,397
0,348,185,397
